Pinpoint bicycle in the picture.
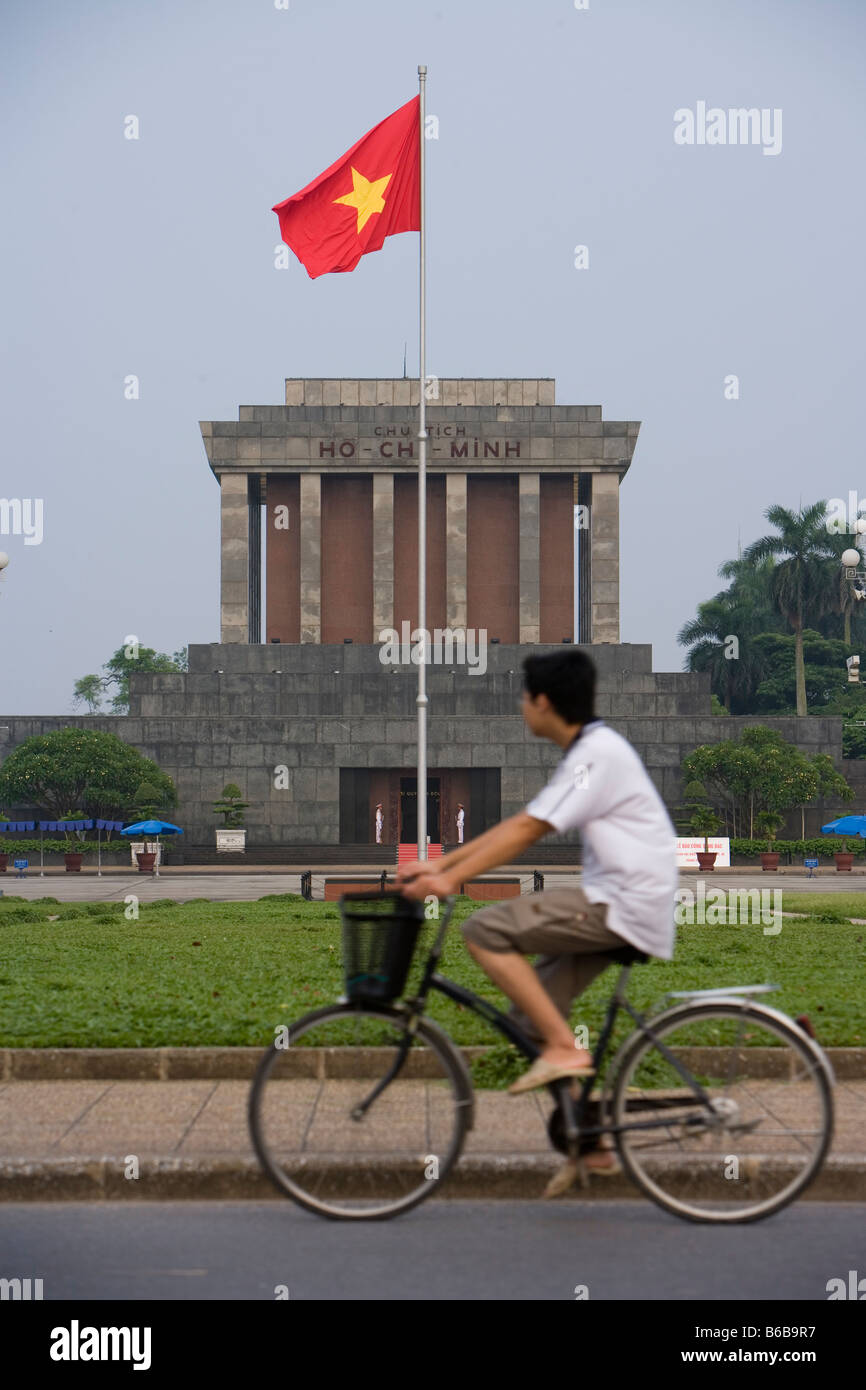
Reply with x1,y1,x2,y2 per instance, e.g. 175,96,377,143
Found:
248,891,834,1223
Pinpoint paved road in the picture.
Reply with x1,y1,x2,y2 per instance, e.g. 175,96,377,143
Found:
2,869,866,903
0,1200,861,1300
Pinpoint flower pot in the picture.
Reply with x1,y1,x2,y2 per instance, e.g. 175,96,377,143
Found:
216,828,246,853
760,852,780,871
136,852,156,873
695,851,717,871
0,852,8,873
64,852,83,873
834,852,855,873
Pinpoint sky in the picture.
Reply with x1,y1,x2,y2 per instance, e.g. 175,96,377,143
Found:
1,0,864,714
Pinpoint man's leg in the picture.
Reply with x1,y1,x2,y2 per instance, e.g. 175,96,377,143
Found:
461,889,625,1069
465,944,582,1066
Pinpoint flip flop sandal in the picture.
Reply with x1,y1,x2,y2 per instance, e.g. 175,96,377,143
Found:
508,1057,596,1095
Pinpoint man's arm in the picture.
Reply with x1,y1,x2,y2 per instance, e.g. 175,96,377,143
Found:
397,812,552,897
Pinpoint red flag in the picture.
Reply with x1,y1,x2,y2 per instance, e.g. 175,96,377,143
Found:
273,96,420,279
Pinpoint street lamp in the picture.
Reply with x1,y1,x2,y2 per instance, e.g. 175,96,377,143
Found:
842,545,866,601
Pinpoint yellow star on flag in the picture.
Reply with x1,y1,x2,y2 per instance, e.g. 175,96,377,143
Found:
333,166,393,234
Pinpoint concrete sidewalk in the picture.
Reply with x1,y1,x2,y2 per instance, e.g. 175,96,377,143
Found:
2,1076,864,1201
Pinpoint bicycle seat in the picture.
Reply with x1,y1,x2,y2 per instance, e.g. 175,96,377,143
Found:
600,944,649,966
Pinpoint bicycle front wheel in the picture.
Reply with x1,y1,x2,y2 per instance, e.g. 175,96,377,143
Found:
610,1001,834,1223
248,1002,473,1220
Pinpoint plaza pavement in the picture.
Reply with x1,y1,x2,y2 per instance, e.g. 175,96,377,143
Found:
3,866,866,902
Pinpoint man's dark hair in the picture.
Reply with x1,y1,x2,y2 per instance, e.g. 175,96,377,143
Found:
522,650,597,725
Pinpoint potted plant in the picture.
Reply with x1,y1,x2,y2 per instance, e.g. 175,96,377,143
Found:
755,813,784,870
834,838,858,873
58,811,89,872
131,782,164,872
690,806,721,870
212,783,249,853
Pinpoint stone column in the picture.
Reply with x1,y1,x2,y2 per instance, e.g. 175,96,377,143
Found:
590,471,620,643
299,473,321,643
220,472,249,644
248,474,262,644
372,473,394,637
445,472,467,630
576,472,592,642
519,474,540,643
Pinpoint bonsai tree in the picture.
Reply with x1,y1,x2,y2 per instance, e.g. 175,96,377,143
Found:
678,779,720,836
754,811,784,843
212,784,248,829
133,781,169,822
689,805,722,837
57,809,90,854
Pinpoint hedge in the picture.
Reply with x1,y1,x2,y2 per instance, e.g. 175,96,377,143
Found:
0,839,164,856
730,837,865,858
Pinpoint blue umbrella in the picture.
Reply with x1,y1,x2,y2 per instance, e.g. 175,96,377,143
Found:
121,820,183,836
121,820,183,877
821,815,866,837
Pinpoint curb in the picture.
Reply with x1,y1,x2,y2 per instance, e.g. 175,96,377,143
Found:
3,1045,866,1080
0,1155,863,1202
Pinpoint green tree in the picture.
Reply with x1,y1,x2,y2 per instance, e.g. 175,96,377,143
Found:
72,674,104,714
0,728,176,822
678,554,781,713
750,630,863,714
743,503,837,715
103,645,188,714
72,644,188,716
682,726,851,839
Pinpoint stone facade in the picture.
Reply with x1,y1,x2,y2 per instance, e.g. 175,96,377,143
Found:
0,644,845,852
0,376,850,858
201,378,638,648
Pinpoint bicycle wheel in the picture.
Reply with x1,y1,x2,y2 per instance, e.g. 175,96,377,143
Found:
610,1000,834,1223
248,1002,473,1220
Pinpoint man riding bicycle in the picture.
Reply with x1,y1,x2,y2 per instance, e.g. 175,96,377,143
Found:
396,649,678,1169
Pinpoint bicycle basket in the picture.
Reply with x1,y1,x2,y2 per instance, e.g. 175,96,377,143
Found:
339,891,426,1003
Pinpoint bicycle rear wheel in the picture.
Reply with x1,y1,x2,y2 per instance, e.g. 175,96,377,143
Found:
248,1002,473,1220
610,1001,834,1223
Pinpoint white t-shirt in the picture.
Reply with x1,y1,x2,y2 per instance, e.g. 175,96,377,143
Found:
525,720,678,960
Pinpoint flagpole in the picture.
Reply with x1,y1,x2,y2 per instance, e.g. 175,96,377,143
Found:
416,63,428,864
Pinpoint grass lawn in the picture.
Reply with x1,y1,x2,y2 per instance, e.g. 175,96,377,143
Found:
780,893,866,919
0,893,864,1055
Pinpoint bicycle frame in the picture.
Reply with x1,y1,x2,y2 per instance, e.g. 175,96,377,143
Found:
400,900,721,1146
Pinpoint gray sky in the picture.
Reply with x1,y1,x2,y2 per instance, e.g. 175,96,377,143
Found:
1,0,863,714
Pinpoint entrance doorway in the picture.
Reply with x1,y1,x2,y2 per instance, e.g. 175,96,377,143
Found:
399,776,440,843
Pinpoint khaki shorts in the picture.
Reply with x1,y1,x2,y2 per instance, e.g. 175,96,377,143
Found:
461,888,626,1044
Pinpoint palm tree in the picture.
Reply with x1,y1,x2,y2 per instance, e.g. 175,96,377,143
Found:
744,503,836,716
678,596,760,712
679,554,778,712
717,553,782,631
